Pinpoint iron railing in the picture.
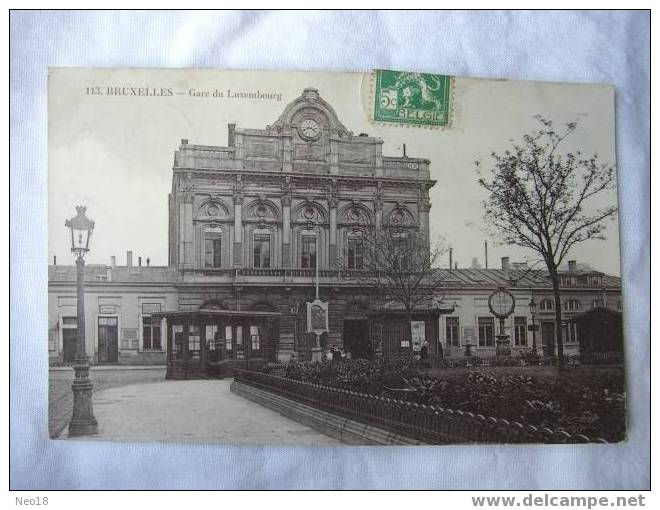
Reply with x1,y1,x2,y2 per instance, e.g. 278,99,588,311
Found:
233,369,609,444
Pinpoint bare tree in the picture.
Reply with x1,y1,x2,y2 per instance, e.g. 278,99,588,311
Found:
476,116,618,369
338,215,447,352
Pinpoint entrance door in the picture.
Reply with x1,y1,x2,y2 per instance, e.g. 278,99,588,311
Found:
98,317,119,364
343,319,371,359
62,329,77,363
541,321,555,357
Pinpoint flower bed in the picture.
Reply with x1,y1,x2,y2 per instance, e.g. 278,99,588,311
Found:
276,359,626,442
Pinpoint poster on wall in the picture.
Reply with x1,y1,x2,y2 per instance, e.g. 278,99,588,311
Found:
410,320,426,352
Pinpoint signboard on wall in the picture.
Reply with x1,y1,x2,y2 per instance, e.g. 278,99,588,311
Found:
410,320,426,352
99,304,117,314
142,303,162,314
306,299,329,335
121,328,138,350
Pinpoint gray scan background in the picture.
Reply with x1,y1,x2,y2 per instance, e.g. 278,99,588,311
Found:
9,10,650,489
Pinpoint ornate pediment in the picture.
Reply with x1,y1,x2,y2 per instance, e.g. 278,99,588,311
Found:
267,88,352,138
338,202,373,225
245,198,280,221
198,197,230,219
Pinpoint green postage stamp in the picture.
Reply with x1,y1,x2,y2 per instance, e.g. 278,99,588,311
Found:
373,69,452,127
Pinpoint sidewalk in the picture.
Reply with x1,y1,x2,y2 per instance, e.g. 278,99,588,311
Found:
70,379,341,445
50,365,165,371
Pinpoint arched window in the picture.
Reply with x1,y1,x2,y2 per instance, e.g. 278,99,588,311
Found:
539,299,554,311
564,299,582,311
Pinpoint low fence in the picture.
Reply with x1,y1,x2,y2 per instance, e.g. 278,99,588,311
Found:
234,369,608,444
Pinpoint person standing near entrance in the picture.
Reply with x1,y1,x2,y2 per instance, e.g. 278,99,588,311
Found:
420,339,430,367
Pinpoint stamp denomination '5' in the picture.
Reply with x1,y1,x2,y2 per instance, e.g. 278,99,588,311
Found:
373,69,452,127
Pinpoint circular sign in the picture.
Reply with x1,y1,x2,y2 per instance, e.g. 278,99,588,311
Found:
488,288,516,318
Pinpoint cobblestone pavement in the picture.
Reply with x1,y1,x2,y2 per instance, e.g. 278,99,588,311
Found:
72,379,340,445
49,367,166,439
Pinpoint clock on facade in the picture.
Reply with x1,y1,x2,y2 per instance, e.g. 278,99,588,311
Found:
298,118,321,140
488,287,516,318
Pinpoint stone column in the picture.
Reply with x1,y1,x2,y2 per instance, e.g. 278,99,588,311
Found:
329,138,340,175
281,193,292,267
233,193,243,267
282,135,292,173
178,192,194,270
329,197,338,266
375,182,383,230
419,197,431,261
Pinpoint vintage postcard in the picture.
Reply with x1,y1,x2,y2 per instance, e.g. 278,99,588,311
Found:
48,68,623,445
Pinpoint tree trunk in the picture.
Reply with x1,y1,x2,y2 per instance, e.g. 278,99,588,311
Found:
550,268,565,370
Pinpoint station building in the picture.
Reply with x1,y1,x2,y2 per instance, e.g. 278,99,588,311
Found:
48,88,622,373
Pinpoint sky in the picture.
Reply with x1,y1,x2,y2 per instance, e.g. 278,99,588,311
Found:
48,68,620,275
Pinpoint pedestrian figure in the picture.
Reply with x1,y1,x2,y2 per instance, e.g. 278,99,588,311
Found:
332,346,341,363
420,339,430,368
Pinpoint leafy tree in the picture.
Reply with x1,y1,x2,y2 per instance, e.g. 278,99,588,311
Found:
477,116,617,369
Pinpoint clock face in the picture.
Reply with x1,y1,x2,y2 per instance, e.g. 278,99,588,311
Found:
298,118,321,140
489,289,516,318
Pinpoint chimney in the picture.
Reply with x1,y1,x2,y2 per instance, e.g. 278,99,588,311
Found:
484,241,488,269
449,247,453,271
53,255,57,266
228,123,236,146
111,256,116,268
146,258,150,267
105,265,112,282
138,256,142,267
180,138,188,147
568,260,577,273
127,250,133,267
454,262,458,270
501,257,510,271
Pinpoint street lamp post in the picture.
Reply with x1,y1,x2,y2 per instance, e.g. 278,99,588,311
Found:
65,206,98,437
529,298,538,354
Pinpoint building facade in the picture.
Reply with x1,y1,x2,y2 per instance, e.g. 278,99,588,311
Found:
48,88,622,367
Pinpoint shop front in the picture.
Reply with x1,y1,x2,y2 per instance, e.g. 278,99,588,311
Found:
152,309,281,379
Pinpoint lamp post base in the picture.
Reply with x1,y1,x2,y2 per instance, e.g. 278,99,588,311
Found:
68,363,98,437
311,347,323,362
495,335,512,359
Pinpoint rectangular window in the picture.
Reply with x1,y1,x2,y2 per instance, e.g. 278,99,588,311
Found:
301,236,317,268
250,325,260,350
206,325,218,350
478,317,495,347
236,326,243,346
514,316,527,346
142,315,162,350
188,325,201,358
225,325,233,350
446,317,460,347
592,299,604,308
62,316,78,326
205,238,222,268
347,237,364,269
562,322,579,343
393,236,409,271
172,325,184,359
399,322,412,348
253,234,271,268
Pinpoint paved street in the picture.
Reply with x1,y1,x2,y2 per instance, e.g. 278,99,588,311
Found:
49,367,166,439
66,379,340,445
